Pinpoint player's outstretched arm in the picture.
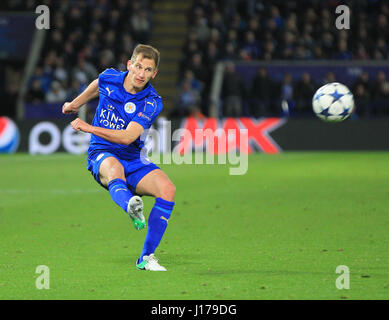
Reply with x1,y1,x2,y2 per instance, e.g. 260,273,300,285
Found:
71,118,144,145
62,79,99,114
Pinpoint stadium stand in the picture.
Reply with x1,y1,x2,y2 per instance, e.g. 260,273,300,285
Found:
180,0,389,118
1,0,389,119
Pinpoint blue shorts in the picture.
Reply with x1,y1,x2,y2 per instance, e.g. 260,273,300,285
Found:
87,150,160,194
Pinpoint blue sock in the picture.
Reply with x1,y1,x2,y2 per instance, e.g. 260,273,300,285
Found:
107,178,134,214
138,197,175,263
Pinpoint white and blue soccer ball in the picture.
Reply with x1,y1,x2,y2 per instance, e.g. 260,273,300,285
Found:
312,82,355,122
0,117,20,153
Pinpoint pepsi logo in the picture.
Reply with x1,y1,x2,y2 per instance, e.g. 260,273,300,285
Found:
0,117,20,153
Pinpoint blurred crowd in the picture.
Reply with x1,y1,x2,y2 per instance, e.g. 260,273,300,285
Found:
178,0,389,117
14,0,154,105
2,0,389,119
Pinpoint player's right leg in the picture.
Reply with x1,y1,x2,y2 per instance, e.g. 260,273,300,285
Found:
97,156,146,230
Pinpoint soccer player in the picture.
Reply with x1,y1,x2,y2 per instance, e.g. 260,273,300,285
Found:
62,44,175,271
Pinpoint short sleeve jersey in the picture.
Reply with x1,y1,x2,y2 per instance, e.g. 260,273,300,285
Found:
88,68,162,160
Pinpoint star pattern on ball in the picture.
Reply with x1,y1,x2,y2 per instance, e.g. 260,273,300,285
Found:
330,90,344,103
314,92,325,101
339,108,350,117
320,108,331,117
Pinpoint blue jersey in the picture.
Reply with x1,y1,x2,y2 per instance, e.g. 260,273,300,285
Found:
88,68,162,160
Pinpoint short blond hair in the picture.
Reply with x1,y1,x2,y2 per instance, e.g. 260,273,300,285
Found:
131,44,160,70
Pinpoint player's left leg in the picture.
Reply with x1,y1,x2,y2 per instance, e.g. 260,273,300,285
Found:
134,169,176,271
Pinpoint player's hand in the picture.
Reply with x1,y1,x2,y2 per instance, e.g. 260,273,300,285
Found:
71,118,92,133
62,102,78,114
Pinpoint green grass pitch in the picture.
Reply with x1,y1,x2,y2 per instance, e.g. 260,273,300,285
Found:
0,152,388,300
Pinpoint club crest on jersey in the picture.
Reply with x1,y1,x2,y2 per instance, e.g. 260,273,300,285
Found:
124,102,136,114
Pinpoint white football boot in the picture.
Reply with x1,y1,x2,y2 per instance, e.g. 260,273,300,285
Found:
127,196,146,230
136,254,167,271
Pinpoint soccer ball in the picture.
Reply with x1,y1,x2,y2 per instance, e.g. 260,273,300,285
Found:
312,82,354,122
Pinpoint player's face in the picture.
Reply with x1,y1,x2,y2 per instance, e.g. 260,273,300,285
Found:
127,55,158,90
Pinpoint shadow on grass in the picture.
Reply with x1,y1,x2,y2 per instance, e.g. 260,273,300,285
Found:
109,252,204,267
